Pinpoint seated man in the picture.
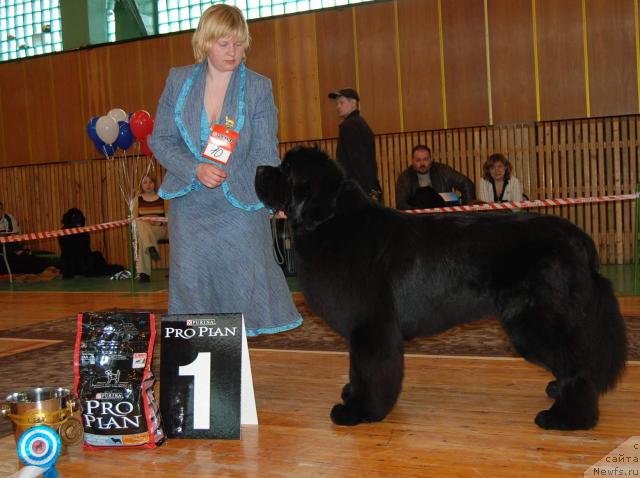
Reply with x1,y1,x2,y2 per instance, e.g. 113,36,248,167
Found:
0,200,22,252
395,145,475,210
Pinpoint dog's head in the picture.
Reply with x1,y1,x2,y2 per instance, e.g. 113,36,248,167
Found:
62,208,86,228
255,146,345,230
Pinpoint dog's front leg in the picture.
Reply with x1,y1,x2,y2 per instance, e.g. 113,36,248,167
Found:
331,322,404,426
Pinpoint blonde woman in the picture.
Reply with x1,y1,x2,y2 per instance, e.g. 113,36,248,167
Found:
477,153,524,203
148,4,301,335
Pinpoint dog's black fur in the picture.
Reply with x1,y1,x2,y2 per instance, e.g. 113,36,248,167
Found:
255,146,627,430
58,208,124,279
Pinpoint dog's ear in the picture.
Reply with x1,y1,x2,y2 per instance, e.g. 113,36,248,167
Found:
255,165,290,211
287,149,343,231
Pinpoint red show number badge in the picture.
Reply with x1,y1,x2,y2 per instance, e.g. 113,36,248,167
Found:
201,124,239,165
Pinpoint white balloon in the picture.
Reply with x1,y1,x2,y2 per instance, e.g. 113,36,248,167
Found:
95,115,119,145
108,108,128,123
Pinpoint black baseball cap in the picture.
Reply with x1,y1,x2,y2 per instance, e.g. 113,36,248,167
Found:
328,88,360,101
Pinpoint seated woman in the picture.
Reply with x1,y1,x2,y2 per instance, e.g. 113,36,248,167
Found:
477,153,524,203
133,174,168,282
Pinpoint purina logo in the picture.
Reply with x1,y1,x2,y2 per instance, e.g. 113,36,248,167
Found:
186,318,216,327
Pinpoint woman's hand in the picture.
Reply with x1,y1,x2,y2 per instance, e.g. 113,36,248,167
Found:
196,163,227,189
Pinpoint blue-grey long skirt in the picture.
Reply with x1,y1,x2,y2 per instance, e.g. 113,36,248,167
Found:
167,186,302,336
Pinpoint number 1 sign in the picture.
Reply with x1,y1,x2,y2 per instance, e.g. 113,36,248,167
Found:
160,313,257,439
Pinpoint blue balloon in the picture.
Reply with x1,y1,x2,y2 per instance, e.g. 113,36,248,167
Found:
115,121,134,150
102,143,117,157
91,136,117,157
87,116,101,144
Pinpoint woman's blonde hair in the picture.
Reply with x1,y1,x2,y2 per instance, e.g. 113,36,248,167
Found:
192,4,251,63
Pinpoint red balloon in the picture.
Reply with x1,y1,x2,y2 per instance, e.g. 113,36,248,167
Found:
139,136,153,156
130,110,154,139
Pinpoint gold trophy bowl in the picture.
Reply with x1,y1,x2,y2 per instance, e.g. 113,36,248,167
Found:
1,387,83,445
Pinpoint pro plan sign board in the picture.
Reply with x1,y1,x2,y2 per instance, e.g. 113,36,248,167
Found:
160,314,257,439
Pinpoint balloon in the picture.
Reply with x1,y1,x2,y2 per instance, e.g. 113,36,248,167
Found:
115,121,134,150
86,116,101,144
108,108,128,123
130,110,154,139
139,136,153,156
101,143,117,157
95,115,119,145
91,137,116,157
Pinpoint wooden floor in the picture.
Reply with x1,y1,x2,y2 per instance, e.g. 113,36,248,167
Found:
0,290,638,477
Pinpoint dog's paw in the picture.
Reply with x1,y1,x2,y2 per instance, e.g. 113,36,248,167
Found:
341,383,352,402
534,409,597,430
545,380,560,398
330,404,363,426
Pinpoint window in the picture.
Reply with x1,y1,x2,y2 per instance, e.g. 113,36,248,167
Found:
0,0,374,62
157,0,373,34
0,0,62,61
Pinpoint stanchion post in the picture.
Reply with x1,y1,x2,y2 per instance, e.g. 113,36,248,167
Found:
633,185,640,295
127,214,136,292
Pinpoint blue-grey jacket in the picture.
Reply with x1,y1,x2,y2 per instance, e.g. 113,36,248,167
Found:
148,62,280,206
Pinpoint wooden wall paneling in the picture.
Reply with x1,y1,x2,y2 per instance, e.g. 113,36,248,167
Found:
566,122,576,224
472,128,481,191
108,42,144,115
627,117,637,261
487,0,537,124
245,19,280,114
619,118,629,261
378,135,390,206
50,53,85,163
168,31,194,68
315,8,357,139
582,120,593,242
138,35,175,115
558,122,568,220
586,0,637,117
81,48,113,159
536,0,586,120
552,123,561,217
355,1,402,134
397,0,444,131
461,129,470,180
517,125,526,195
393,134,403,203
377,136,389,206
274,14,322,142
593,119,605,261
538,123,547,200
573,120,584,209
0,62,31,165
613,118,624,263
446,129,456,175
441,0,489,128
604,118,617,261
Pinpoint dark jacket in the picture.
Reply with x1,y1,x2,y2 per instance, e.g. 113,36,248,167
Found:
395,163,475,209
336,110,380,194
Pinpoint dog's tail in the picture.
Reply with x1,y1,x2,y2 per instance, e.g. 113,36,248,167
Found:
587,272,627,393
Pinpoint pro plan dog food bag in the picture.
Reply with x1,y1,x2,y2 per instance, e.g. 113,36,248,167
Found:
74,311,165,449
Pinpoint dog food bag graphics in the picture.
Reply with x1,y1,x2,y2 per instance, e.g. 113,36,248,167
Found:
74,312,165,449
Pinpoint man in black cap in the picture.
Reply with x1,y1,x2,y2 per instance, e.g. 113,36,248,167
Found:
328,88,382,202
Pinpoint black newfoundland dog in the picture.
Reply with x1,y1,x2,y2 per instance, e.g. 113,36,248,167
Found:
59,208,124,279
255,146,627,430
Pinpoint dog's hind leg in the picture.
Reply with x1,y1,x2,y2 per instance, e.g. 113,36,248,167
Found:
502,301,601,430
534,376,599,430
330,322,404,426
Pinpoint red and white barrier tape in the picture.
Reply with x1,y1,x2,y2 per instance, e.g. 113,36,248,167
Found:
1,193,638,244
0,216,167,244
404,193,640,214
